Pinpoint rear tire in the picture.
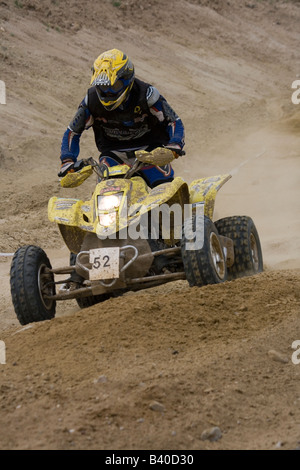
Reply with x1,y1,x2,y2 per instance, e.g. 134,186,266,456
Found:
10,245,56,325
214,216,263,279
181,215,227,287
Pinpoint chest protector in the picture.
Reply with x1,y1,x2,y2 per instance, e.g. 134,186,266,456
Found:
87,78,170,153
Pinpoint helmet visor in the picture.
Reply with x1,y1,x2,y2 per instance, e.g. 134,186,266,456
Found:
97,78,128,96
95,76,134,110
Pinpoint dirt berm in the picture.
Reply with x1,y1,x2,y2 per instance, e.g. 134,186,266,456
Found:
0,0,299,450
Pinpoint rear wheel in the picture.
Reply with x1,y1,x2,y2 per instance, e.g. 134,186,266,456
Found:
214,216,263,279
181,215,227,287
10,245,56,325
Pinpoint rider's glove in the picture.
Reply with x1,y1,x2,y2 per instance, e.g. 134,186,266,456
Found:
165,145,185,159
172,150,180,159
58,159,75,177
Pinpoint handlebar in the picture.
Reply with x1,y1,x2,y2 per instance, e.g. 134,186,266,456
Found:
76,146,186,182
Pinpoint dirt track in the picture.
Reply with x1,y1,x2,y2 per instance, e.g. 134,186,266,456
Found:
0,0,300,450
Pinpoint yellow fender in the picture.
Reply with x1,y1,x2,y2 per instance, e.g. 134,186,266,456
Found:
133,177,189,215
48,197,95,229
189,174,232,219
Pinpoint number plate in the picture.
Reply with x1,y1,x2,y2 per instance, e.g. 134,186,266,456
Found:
89,247,120,280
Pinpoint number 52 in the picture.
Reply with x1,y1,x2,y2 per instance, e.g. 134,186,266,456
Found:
93,255,110,270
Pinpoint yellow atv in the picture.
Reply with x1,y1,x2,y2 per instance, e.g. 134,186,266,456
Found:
10,148,263,325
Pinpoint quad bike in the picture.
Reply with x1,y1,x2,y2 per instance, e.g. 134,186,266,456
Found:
10,148,263,325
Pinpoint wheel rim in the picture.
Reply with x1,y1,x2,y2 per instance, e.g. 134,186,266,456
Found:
250,232,259,271
209,233,226,280
38,264,55,310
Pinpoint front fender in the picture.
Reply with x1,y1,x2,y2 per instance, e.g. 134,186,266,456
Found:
48,197,95,230
189,174,232,219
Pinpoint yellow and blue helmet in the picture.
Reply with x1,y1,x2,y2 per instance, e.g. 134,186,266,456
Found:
90,49,135,111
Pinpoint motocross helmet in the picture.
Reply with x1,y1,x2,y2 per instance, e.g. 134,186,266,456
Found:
90,49,135,111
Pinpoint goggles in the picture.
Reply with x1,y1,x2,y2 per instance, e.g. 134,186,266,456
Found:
96,77,131,96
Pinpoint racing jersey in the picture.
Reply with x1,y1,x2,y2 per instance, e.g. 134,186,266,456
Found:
60,78,185,162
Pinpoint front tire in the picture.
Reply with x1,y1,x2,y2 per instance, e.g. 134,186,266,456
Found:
214,216,263,280
181,215,227,287
10,245,56,325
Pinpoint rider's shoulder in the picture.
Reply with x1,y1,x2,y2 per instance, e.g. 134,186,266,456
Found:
134,78,160,108
78,92,91,108
146,85,160,107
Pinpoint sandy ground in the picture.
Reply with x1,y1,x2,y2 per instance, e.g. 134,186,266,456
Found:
0,0,300,450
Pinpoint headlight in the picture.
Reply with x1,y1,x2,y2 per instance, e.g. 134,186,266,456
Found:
97,193,123,227
98,193,123,211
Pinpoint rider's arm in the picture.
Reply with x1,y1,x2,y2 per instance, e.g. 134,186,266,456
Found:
60,95,94,163
146,86,185,153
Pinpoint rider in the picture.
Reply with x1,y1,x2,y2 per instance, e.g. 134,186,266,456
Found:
58,48,185,188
